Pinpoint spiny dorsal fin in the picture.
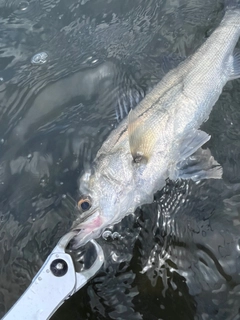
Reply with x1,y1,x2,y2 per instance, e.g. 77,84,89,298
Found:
128,109,156,163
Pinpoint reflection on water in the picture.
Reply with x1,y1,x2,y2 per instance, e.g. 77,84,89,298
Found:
1,0,240,319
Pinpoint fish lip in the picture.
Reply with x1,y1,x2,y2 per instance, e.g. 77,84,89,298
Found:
74,207,100,225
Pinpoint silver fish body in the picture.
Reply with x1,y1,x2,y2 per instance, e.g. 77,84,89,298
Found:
72,8,240,247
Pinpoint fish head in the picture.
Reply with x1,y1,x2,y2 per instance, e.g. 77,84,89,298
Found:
71,150,137,248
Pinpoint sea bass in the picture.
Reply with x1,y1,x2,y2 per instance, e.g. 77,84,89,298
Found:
71,5,240,248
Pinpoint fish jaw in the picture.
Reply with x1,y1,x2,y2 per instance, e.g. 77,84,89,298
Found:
71,210,106,248
71,195,134,248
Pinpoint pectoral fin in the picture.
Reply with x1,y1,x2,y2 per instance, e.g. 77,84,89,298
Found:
178,129,211,160
229,49,240,80
169,129,222,181
172,148,222,181
128,109,156,162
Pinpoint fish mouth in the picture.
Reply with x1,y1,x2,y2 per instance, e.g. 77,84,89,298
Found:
73,208,101,229
73,206,100,226
70,209,104,249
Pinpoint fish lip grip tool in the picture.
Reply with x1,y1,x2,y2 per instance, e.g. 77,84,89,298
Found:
2,231,104,320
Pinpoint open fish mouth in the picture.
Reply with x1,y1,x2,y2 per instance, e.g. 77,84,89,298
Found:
70,209,105,249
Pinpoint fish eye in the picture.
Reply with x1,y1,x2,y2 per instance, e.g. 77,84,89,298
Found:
78,195,92,212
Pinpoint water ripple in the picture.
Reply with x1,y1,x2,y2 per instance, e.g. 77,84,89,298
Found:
1,0,240,319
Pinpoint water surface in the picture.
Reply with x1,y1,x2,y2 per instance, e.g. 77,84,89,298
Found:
1,0,240,319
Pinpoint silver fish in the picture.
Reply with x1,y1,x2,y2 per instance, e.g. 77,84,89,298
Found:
71,5,240,248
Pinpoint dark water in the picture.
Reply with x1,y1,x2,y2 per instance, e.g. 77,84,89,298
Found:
1,0,240,319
